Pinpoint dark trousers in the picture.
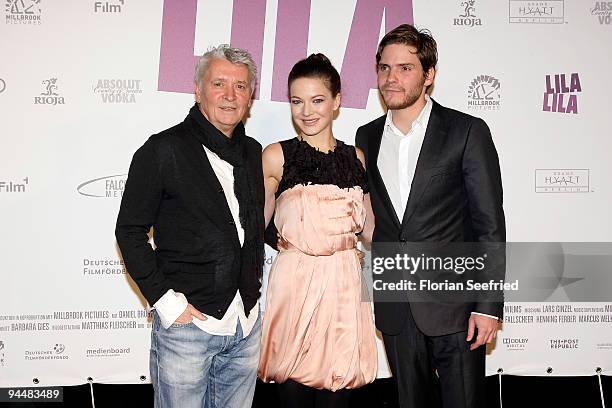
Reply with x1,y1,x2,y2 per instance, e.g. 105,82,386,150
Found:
382,305,486,408
277,380,351,408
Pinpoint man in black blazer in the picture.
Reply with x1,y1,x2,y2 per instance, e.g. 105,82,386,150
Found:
356,25,505,408
116,45,264,408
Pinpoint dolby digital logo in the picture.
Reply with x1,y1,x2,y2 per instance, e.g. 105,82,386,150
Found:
77,174,126,198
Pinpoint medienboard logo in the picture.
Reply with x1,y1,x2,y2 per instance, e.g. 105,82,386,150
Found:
535,169,589,193
86,346,131,358
77,174,126,198
5,0,42,24
509,0,565,24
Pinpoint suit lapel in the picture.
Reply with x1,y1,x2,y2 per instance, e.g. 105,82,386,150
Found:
400,101,448,227
368,117,402,229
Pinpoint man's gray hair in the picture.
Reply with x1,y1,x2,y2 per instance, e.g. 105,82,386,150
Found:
194,44,257,92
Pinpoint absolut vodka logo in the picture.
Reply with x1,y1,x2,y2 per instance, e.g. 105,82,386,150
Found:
93,79,142,103
543,73,581,114
34,78,65,105
591,2,612,24
467,75,501,111
454,0,482,27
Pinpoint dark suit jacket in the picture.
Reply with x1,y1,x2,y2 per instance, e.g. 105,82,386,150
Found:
115,117,264,320
356,99,505,336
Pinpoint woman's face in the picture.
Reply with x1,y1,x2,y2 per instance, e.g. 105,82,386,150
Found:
289,77,340,138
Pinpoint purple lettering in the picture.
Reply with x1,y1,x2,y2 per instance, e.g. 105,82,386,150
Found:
566,94,578,114
569,73,582,93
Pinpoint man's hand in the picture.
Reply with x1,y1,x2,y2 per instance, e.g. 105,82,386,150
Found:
466,314,500,350
174,304,208,324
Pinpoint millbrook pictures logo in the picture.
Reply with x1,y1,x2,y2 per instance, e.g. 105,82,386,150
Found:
34,78,65,105
454,0,482,27
93,79,142,103
77,174,126,198
535,169,589,193
509,0,565,24
591,2,612,25
467,75,500,111
543,73,581,114
5,0,42,24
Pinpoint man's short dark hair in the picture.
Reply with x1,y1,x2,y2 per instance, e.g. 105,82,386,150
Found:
376,24,438,74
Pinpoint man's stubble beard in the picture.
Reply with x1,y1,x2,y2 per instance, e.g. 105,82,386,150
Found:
382,77,426,110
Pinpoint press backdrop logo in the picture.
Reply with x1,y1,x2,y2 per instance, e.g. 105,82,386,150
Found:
591,2,612,24
0,177,29,193
543,73,581,114
535,169,589,193
0,78,5,93
549,338,579,349
454,0,482,27
509,0,565,24
34,78,65,105
94,0,124,13
5,0,42,24
503,337,528,351
93,79,142,103
77,174,126,198
86,346,131,358
467,75,500,111
25,344,69,361
0,340,5,367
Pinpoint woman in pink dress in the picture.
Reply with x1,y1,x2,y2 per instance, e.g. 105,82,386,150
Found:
258,54,377,408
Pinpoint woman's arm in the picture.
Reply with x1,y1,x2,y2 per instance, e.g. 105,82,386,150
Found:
355,147,374,245
262,143,284,228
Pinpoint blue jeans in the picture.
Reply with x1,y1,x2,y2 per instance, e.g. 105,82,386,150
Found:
150,310,261,408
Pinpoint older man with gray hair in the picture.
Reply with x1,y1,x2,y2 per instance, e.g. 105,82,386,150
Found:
116,44,265,407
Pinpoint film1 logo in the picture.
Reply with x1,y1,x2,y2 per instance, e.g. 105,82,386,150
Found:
509,0,565,24
591,2,612,24
467,75,500,111
454,0,482,27
34,78,66,105
5,0,42,24
535,169,589,193
0,177,29,193
543,73,581,114
77,174,126,198
93,79,142,103
94,0,124,13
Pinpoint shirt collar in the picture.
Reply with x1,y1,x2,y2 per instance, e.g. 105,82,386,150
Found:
385,94,433,137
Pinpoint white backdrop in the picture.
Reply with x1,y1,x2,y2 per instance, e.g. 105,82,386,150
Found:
1,0,612,387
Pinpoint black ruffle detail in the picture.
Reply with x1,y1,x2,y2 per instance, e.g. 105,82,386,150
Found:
276,138,368,197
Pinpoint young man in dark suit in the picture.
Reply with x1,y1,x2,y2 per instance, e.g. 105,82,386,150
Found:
355,25,505,408
116,45,264,408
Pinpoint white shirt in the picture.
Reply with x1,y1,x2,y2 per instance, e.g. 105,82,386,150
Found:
153,145,259,335
377,96,498,321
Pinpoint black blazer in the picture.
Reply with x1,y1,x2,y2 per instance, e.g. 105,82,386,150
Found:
115,119,264,320
356,100,505,336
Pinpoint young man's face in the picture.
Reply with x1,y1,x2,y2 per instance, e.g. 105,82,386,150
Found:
195,58,252,137
377,43,434,110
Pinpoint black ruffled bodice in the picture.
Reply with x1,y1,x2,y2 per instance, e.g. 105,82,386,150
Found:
276,138,368,198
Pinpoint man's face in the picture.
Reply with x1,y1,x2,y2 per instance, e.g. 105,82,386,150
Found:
377,43,434,110
195,58,252,137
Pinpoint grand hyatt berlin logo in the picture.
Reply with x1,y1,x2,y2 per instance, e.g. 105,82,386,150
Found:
467,75,500,111
454,0,482,27
34,78,65,105
543,73,581,114
78,174,126,198
5,0,42,24
592,2,612,24
94,0,124,13
509,0,565,24
93,79,142,103
535,169,589,193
